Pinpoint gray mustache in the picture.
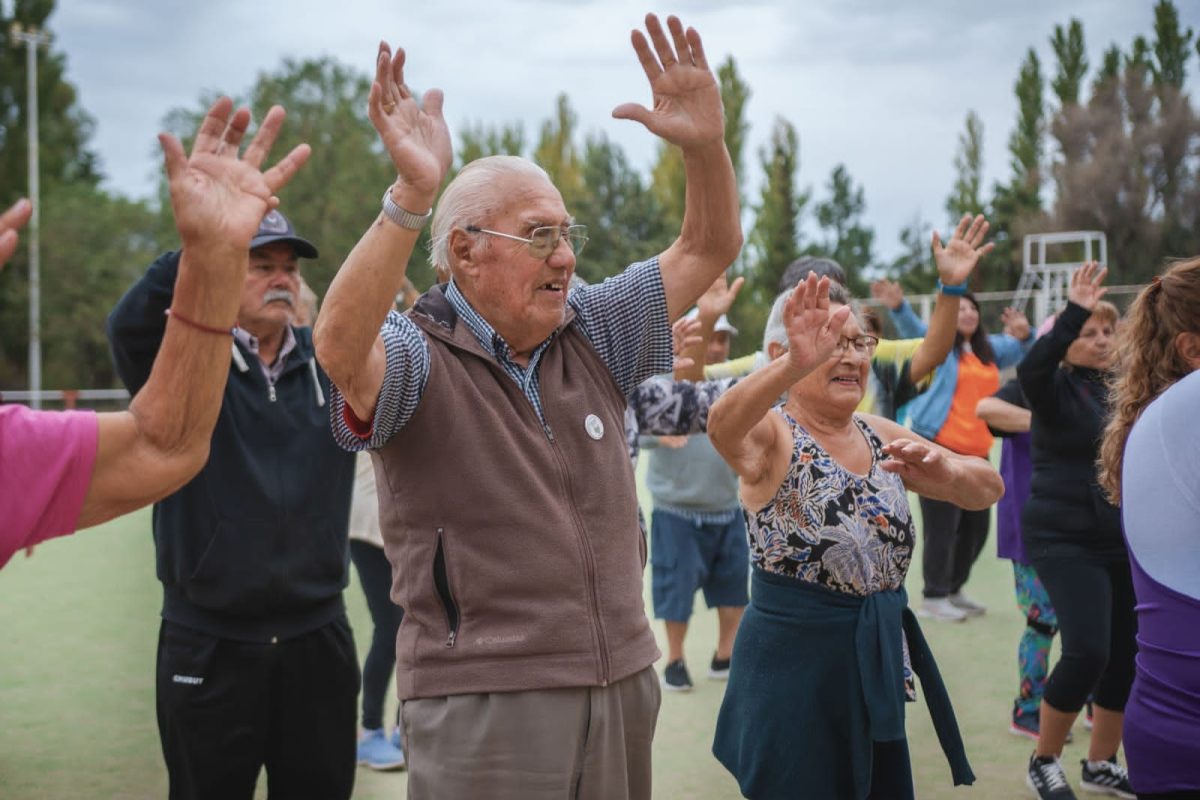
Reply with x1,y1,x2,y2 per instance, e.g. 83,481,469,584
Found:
263,289,296,307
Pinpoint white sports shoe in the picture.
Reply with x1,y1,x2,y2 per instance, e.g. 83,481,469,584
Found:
917,598,969,622
948,592,987,616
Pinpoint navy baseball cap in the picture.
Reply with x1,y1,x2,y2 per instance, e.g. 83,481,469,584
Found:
250,209,318,259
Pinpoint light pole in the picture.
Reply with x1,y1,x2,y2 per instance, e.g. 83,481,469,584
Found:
9,22,51,408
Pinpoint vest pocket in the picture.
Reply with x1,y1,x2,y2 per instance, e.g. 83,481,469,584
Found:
432,529,460,648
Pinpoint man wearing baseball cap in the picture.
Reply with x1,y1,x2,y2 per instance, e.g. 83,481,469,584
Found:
108,210,359,799
643,306,749,692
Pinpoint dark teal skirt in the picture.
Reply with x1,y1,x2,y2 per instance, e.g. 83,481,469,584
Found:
712,569,974,799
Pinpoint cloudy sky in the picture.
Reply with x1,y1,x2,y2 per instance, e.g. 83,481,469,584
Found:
47,0,1190,260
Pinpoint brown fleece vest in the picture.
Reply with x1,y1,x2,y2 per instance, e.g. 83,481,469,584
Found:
373,286,659,700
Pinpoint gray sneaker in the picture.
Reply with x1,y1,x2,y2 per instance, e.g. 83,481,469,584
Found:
662,659,693,692
917,597,968,622
948,592,987,616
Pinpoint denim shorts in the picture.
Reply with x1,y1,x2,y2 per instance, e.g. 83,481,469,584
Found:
650,508,750,622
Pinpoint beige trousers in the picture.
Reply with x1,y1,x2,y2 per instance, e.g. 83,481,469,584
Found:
400,666,661,800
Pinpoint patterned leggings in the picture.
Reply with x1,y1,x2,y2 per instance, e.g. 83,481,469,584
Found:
1013,562,1058,718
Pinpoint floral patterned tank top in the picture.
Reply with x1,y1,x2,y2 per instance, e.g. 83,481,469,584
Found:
748,407,915,596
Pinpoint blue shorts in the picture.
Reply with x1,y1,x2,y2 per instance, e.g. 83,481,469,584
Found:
650,508,750,622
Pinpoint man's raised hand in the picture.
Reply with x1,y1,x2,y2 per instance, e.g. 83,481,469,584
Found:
159,97,310,254
613,14,724,150
369,43,452,199
697,271,745,321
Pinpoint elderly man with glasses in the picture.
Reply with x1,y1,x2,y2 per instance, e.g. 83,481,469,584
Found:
314,14,741,800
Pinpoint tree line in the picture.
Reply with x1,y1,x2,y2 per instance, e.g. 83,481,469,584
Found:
1,0,1197,385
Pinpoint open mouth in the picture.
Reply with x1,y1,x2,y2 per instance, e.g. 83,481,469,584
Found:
831,375,860,387
538,280,565,294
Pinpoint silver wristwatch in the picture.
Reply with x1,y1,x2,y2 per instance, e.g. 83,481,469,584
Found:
381,187,432,230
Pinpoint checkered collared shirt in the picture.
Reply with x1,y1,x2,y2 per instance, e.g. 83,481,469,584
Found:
330,257,672,450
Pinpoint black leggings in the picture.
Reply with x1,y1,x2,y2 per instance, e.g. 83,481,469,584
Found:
1033,557,1137,713
918,497,990,599
349,540,404,730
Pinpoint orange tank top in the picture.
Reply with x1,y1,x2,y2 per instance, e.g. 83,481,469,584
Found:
934,351,1000,457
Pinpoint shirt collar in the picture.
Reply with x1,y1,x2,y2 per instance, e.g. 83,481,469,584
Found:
445,279,557,364
233,324,298,365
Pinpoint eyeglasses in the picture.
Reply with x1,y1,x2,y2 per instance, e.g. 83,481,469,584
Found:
465,224,588,259
831,334,879,357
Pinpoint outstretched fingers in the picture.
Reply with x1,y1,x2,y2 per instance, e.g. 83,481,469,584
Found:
157,132,188,185
242,105,286,169
191,96,235,156
219,107,252,156
963,214,988,247
686,26,709,71
645,14,677,69
629,29,662,83
952,213,971,243
261,143,312,195
667,16,692,66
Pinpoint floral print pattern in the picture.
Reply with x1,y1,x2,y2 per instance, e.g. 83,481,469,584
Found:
748,408,914,597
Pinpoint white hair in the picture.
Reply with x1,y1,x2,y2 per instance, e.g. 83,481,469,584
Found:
428,155,552,271
761,283,857,354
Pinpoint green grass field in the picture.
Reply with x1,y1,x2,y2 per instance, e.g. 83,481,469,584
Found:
0,477,1090,799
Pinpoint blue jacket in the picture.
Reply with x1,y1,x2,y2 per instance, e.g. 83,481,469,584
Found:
891,300,1032,441
107,251,355,642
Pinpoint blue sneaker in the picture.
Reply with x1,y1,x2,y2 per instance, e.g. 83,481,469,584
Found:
357,728,406,771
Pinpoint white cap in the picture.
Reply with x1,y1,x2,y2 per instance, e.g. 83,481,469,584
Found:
686,308,738,336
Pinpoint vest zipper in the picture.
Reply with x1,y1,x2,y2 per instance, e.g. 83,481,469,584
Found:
432,529,460,648
545,432,611,685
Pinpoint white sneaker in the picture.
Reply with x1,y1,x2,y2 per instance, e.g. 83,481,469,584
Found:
948,592,987,616
917,598,969,622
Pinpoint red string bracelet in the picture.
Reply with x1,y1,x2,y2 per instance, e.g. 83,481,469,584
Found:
164,308,235,336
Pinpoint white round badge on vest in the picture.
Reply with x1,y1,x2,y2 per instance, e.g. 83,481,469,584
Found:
584,414,605,441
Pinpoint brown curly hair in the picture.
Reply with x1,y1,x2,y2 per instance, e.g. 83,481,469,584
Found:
1099,257,1200,503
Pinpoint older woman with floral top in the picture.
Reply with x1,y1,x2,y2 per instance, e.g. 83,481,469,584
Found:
708,272,1003,799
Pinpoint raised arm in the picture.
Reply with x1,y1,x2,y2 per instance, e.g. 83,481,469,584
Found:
865,414,1004,510
314,42,452,422
674,271,744,381
873,280,927,339
86,99,310,527
613,14,742,321
1017,262,1106,416
709,274,849,494
908,214,993,381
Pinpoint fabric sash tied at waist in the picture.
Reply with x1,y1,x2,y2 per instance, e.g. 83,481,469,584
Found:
752,569,975,787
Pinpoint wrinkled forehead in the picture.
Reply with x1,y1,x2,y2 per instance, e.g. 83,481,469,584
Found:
249,241,300,268
488,173,572,229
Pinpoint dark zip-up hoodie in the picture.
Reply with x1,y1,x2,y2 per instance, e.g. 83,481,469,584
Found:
1016,300,1123,562
107,251,355,642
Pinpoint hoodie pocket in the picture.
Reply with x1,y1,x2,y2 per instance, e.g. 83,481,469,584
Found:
432,528,460,648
